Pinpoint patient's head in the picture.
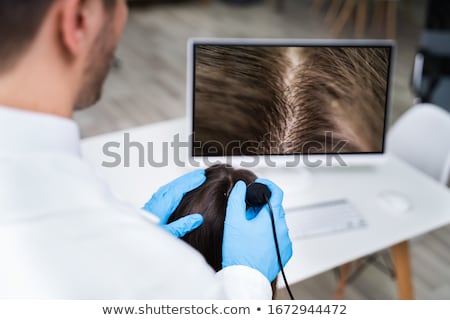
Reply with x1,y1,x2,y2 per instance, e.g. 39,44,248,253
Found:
170,164,278,296
169,164,257,271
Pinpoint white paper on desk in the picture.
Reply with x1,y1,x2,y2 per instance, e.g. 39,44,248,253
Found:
285,199,367,239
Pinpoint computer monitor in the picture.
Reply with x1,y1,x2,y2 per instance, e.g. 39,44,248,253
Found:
187,39,395,168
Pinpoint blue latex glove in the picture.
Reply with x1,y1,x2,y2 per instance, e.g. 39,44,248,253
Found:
222,178,293,282
160,214,204,238
143,169,206,237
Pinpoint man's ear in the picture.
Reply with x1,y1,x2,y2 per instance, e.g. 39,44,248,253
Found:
59,0,88,57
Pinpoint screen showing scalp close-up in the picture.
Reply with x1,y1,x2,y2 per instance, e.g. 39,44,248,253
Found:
193,44,392,156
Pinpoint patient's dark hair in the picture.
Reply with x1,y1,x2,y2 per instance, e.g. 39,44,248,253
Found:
168,164,277,296
169,164,256,271
194,45,390,155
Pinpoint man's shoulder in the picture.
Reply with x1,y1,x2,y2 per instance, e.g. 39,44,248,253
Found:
0,205,220,299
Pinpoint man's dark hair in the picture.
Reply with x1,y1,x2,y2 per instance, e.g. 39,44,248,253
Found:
0,0,116,73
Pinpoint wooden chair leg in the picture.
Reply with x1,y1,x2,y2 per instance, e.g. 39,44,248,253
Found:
311,0,326,15
386,0,397,39
330,0,357,37
355,0,368,38
325,0,343,25
390,241,415,299
370,0,385,35
334,262,352,299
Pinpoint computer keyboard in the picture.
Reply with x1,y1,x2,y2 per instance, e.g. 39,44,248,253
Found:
285,199,367,239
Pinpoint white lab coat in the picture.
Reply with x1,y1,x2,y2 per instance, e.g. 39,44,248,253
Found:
0,106,271,299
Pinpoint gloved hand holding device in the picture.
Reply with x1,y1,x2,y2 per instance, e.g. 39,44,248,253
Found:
222,178,293,282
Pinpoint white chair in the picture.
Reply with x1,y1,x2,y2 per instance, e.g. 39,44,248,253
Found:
387,103,450,185
334,103,450,300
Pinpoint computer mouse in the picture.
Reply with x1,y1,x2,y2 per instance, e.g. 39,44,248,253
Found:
377,190,411,214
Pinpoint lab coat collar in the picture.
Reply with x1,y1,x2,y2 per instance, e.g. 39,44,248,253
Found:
0,105,81,157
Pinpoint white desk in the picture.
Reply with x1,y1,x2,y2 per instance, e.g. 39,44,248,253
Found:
81,118,450,299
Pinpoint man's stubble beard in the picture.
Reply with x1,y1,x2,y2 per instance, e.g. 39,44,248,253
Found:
74,20,117,110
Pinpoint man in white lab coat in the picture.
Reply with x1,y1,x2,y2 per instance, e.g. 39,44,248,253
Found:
0,0,292,298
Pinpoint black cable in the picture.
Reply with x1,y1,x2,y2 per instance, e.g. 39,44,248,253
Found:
265,194,295,300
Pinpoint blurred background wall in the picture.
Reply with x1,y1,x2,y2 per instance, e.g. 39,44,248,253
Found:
75,0,427,138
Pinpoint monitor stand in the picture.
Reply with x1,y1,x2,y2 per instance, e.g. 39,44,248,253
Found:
252,166,313,194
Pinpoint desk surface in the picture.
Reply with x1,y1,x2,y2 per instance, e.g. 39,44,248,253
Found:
81,118,450,285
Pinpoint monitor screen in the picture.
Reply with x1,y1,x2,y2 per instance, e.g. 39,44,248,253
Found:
190,40,393,158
